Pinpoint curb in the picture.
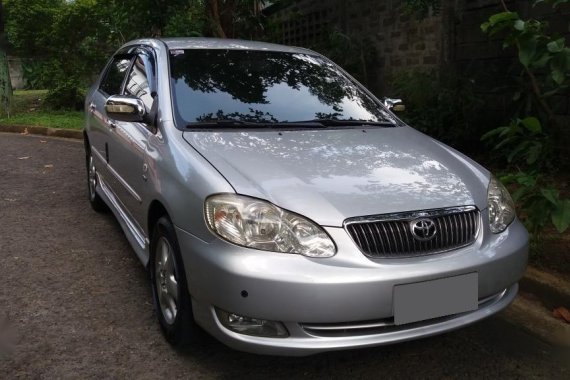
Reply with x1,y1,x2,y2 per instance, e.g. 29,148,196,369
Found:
0,124,83,140
508,265,570,347
521,266,570,305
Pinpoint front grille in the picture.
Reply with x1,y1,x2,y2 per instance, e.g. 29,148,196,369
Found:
345,206,480,258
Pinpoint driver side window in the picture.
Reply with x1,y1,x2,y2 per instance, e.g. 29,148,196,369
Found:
99,57,131,96
124,55,154,112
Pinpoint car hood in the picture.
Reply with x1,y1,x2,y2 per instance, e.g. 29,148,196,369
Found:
183,126,490,227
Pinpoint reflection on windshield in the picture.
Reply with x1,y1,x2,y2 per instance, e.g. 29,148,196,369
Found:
169,49,395,125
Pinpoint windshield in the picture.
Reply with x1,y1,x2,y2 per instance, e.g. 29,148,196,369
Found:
169,49,397,127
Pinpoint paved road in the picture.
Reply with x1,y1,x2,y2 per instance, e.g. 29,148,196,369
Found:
0,133,568,379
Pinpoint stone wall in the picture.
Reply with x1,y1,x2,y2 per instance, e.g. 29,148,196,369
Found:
268,0,570,150
269,0,447,94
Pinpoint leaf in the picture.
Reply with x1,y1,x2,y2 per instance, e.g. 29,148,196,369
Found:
481,127,507,141
526,143,542,164
517,173,537,187
489,11,519,25
519,35,539,67
507,141,530,162
514,19,526,31
512,186,528,202
541,188,559,205
551,200,570,233
481,12,519,34
521,116,542,133
552,68,567,85
553,0,570,7
547,37,565,53
531,52,551,68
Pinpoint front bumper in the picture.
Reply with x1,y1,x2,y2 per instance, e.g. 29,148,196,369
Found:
176,217,528,356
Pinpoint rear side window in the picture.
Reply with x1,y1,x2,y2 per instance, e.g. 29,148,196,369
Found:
99,57,131,96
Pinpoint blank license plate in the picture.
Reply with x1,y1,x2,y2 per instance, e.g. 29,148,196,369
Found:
393,273,478,325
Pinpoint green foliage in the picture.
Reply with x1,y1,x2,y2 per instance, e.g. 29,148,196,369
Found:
162,8,205,37
0,90,83,129
388,69,483,149
481,9,570,90
501,172,570,234
480,0,570,236
481,117,551,167
44,80,85,111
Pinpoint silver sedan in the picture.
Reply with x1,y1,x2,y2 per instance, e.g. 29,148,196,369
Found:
84,38,528,356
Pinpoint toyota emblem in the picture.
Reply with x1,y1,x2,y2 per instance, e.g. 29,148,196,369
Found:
410,218,437,241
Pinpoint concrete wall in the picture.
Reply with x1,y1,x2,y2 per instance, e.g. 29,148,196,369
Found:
8,56,24,90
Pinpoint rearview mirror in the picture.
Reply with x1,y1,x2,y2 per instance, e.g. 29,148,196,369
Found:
383,98,405,112
105,95,146,123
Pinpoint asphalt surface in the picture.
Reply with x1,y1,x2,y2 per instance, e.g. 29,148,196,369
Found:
0,132,569,379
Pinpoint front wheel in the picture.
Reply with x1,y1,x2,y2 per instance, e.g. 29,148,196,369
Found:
85,148,107,212
150,216,200,346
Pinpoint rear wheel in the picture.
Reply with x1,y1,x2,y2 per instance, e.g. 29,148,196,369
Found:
150,216,199,346
85,147,106,212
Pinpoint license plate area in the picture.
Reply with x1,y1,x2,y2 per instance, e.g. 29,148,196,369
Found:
393,273,478,325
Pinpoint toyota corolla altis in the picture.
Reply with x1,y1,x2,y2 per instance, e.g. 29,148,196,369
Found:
84,38,528,356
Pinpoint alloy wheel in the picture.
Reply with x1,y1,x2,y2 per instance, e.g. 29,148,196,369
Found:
155,237,179,325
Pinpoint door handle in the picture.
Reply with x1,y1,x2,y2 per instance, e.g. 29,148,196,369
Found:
107,120,117,129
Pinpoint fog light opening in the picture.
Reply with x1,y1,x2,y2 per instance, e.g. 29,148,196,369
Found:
215,308,289,338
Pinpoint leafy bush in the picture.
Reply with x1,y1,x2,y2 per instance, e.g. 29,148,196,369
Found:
481,117,552,168
44,80,86,111
388,69,483,150
480,0,570,237
501,172,570,235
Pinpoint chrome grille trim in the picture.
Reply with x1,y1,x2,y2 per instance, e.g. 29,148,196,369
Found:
301,288,508,338
344,206,480,258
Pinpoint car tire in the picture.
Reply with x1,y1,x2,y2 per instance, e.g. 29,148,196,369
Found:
150,216,200,346
85,146,107,212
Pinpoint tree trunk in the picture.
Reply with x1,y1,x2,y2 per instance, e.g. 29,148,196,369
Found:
0,0,12,117
206,0,227,38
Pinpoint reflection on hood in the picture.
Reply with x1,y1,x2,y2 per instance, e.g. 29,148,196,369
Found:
184,126,489,226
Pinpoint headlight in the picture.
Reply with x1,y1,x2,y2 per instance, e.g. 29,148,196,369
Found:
487,176,516,233
204,194,336,257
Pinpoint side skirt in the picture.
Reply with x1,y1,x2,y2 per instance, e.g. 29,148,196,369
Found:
96,172,150,267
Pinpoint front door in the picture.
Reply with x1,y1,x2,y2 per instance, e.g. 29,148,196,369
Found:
105,52,156,234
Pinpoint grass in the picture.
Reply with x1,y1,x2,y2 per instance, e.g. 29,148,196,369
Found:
0,89,84,130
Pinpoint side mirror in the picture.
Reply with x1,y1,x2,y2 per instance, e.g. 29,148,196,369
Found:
383,98,406,112
105,95,146,123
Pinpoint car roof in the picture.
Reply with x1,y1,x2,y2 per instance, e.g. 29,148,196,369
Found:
158,37,316,55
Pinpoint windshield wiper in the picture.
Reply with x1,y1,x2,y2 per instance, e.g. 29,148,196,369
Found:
186,119,328,129
185,119,395,129
303,119,396,127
